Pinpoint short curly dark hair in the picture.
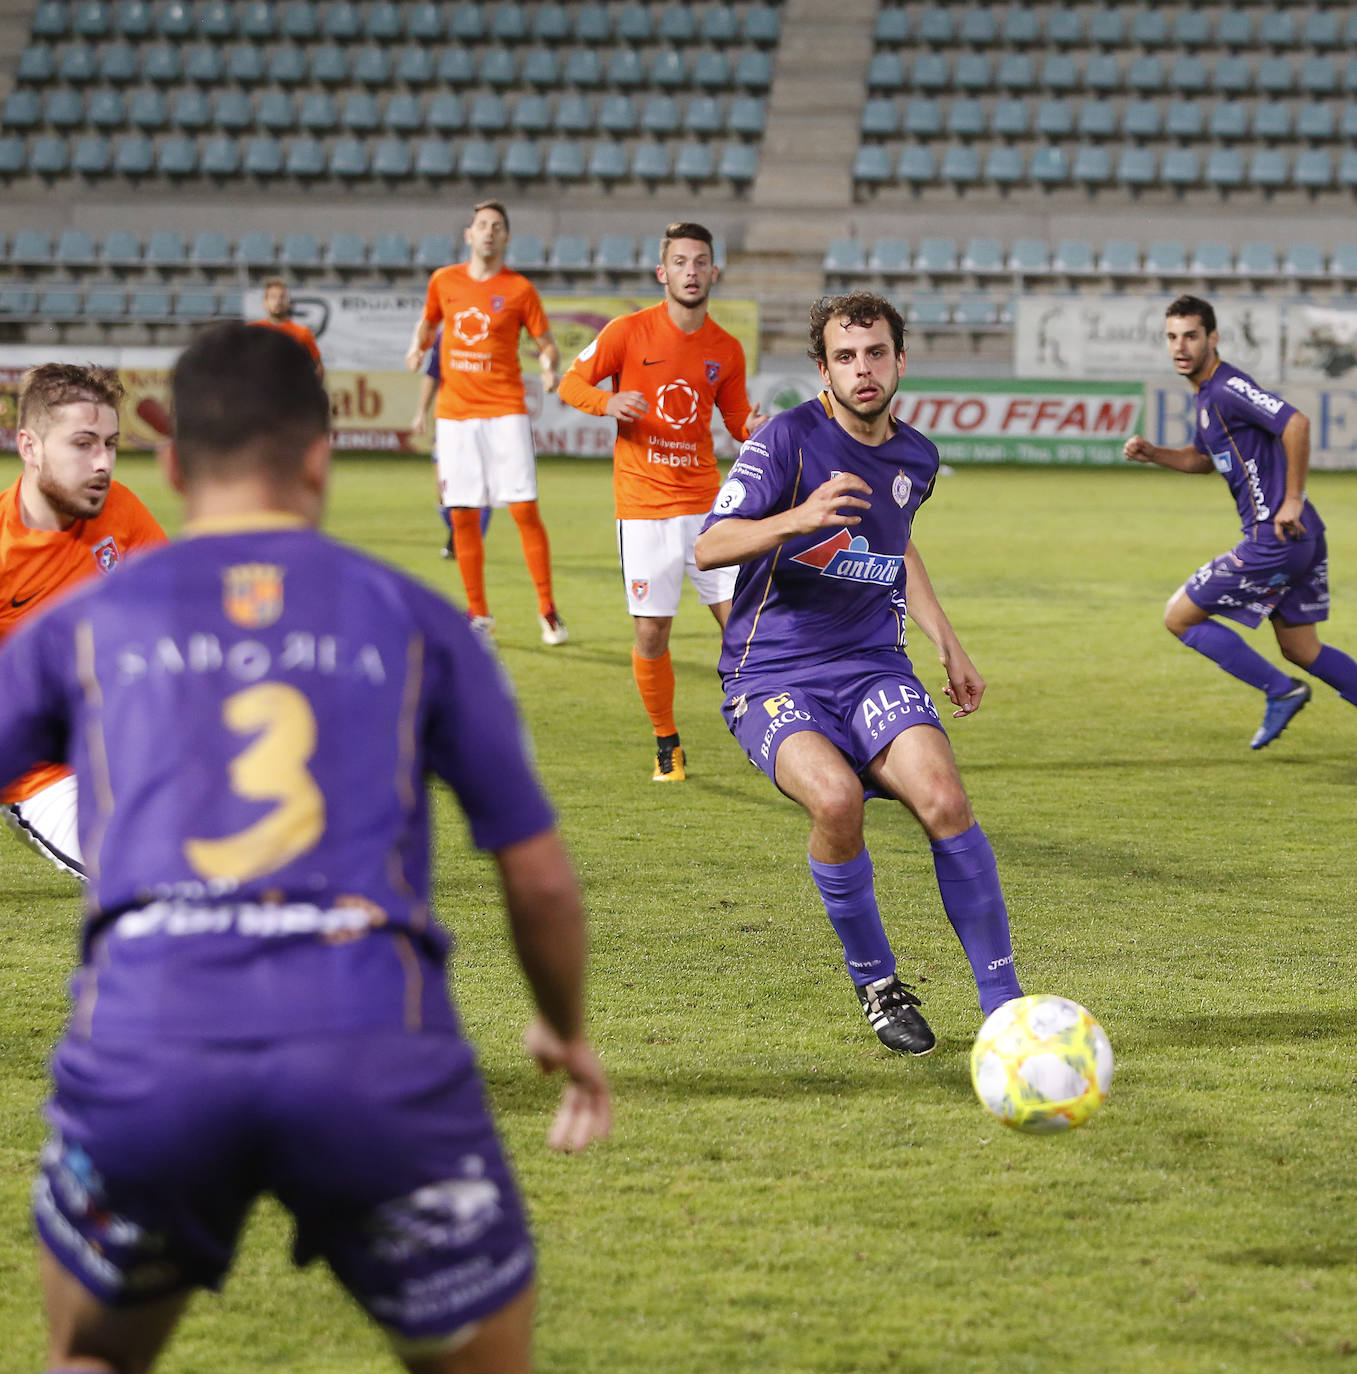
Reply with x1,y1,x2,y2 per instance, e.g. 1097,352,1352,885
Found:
17,363,124,434
807,292,906,365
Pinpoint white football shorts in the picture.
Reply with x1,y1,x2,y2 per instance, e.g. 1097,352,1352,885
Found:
617,514,736,618
434,414,538,508
2,772,84,879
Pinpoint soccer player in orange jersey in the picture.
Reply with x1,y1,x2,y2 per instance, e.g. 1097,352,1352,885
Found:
250,277,324,377
0,363,166,876
405,200,567,646
558,222,766,780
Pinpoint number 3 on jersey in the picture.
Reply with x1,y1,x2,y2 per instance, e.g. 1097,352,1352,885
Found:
184,682,326,882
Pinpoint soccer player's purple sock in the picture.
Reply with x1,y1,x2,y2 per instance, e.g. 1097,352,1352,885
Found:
480,506,492,535
1180,621,1293,697
1308,644,1357,706
439,504,452,531
930,824,1022,1016
808,848,896,987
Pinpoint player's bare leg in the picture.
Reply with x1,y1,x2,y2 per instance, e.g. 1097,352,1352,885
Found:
869,724,1021,1017
401,1283,534,1374
773,729,866,862
707,598,731,630
41,1245,190,1374
1272,617,1321,670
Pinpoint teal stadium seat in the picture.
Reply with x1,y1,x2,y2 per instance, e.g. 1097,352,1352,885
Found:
371,233,411,269
860,98,897,138
44,89,83,128
157,1,192,37
1212,57,1250,95
56,227,96,267
19,47,58,84
1170,56,1208,94
1087,11,1123,45
1086,54,1123,93
598,95,634,134
983,146,1023,187
1117,147,1157,188
607,50,645,88
996,54,1035,90
587,140,627,181
1297,104,1334,140
1257,57,1294,96
448,1,483,40
352,46,391,86
1123,100,1161,139
693,53,729,91
915,237,958,273
953,296,997,326
563,50,601,87
501,137,542,178
505,233,545,269
1189,241,1234,274
1035,98,1073,136
1332,243,1357,273
902,98,941,137
184,44,223,85
961,237,1002,272
1172,11,1211,47
236,1,271,37
128,287,172,322
39,287,84,321
824,238,865,274
1007,239,1050,272
372,137,412,177
641,94,678,134
32,0,70,37
458,137,499,178
955,55,991,92
1143,241,1186,274
173,290,218,321
1029,146,1068,184
896,145,935,185
342,92,380,131
658,4,695,43
917,5,952,43
490,4,529,43
1131,10,1168,46
1248,148,1289,189
321,1,361,42
1304,11,1340,48
112,0,150,35
520,49,559,85
145,230,186,269
470,94,508,132
727,96,765,137
701,4,737,44
556,93,595,133
156,133,198,176
232,231,273,267
631,142,671,182
685,96,723,136
867,238,910,273
258,92,297,132
310,45,349,85
533,2,570,43
84,286,127,320
1237,243,1278,277
59,44,99,82
30,134,70,176
396,47,436,85
280,1,316,40
0,285,38,316
12,229,53,264
1161,149,1201,187
615,2,650,41
428,94,465,133
1216,11,1252,46
742,4,781,44
1165,103,1203,139
649,51,686,88
415,233,455,269
328,137,370,179
544,139,585,178
940,145,979,186
1048,14,1083,45
1053,239,1094,273
243,134,283,176
1077,102,1116,139
1001,10,1038,45
170,89,210,130
548,235,591,270
284,136,326,179
958,7,997,44
72,133,111,173
214,90,252,131
734,51,772,90
226,45,266,84
513,94,551,133
867,54,903,92
1205,147,1245,189
190,231,232,268
573,3,610,43
414,139,454,178
947,99,985,139
281,232,320,269
1300,57,1337,96
910,53,949,92
299,93,337,132
100,227,141,267
907,295,951,327
1282,243,1325,276
1098,240,1142,274
594,236,636,271
1039,55,1077,92
1209,104,1247,141
1252,102,1291,141
1258,11,1294,48
364,1,402,41
1294,149,1333,190
991,99,1028,138
2,91,41,129
1072,145,1112,187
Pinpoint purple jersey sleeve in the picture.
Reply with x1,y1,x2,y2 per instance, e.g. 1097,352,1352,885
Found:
702,417,800,531
1196,364,1294,452
0,604,74,789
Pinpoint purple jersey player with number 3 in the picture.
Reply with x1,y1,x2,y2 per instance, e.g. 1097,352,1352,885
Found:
1124,294,1357,750
0,323,609,1374
694,292,1024,1058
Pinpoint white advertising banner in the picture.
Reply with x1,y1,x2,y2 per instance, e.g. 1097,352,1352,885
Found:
1281,301,1357,385
1015,295,1284,384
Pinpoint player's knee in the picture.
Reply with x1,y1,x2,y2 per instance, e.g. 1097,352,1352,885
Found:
916,786,974,839
806,780,864,840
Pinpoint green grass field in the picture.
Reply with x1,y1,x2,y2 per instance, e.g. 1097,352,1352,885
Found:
2,454,1355,1373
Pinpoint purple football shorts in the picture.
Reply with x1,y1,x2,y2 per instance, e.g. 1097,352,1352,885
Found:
722,652,944,788
1184,533,1329,628
35,1029,533,1342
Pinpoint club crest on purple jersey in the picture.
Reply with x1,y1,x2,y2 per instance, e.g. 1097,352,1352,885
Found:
223,563,286,628
91,536,121,573
892,471,912,507
790,530,904,585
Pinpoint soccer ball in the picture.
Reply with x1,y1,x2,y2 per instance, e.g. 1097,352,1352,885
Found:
970,995,1113,1134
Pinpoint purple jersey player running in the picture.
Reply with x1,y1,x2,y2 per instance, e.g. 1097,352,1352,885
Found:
693,292,1023,1056
1125,294,1357,749
0,322,609,1374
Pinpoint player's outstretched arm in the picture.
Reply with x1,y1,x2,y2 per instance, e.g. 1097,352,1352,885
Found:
694,472,872,570
1274,411,1311,541
903,542,985,717
496,828,611,1152
1123,434,1214,473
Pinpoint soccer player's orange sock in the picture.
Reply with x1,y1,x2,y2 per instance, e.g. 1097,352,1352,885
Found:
450,508,489,617
508,500,555,615
632,646,678,738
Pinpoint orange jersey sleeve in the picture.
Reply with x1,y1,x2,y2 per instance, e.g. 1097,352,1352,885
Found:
0,478,167,802
424,264,546,420
249,317,322,365
560,303,752,519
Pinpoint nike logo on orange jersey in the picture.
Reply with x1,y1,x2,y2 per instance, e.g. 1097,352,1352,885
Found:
10,591,42,607
642,358,664,365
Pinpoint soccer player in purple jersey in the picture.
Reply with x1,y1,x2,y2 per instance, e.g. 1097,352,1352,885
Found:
0,323,610,1374
1125,295,1357,749
693,292,1023,1056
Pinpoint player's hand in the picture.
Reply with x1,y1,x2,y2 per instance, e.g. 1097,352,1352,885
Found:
410,411,427,437
1123,435,1154,463
745,403,770,434
940,646,986,717
1273,495,1306,542
540,367,558,395
404,344,426,373
604,390,647,422
523,1018,612,1154
795,472,872,533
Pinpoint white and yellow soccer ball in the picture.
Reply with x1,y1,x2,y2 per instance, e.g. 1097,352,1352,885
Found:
970,995,1113,1134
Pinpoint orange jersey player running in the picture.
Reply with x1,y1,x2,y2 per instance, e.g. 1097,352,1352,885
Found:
405,199,567,646
249,276,324,377
1,363,166,877
558,221,766,781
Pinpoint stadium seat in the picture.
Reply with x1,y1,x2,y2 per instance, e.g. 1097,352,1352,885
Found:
322,1,362,41
327,233,367,270
958,6,997,44
1252,102,1291,141
1169,55,1208,93
99,227,140,267
520,48,560,86
743,3,781,44
56,228,96,267
145,230,186,269
718,144,756,188
1117,147,1156,188
56,43,98,83
284,136,326,179
17,46,58,85
501,137,542,178
852,144,891,183
1072,145,1112,187
1008,239,1050,273
513,93,552,133
1248,148,1289,190
915,237,958,274
269,46,308,85
961,237,1003,273
0,283,37,317
364,1,401,41
1282,243,1325,276
1297,103,1335,141
428,94,465,133
84,286,127,320
984,146,1023,187
597,94,634,134
0,134,27,176
328,137,369,179
955,55,992,93
1161,149,1201,187
1216,11,1253,46
1300,57,1337,96
170,89,210,130
414,233,456,269
693,52,729,91
490,4,529,42
824,237,865,274
1131,10,1168,46
866,238,910,273
127,286,172,322
1172,11,1210,47
1122,100,1161,140
1085,54,1123,93
231,231,272,268
867,54,904,92
1126,56,1164,93
299,93,337,132
190,230,232,269
901,98,941,138
310,45,349,85
947,99,985,139
372,137,412,178
1304,11,1341,48
1001,9,1038,45
1143,240,1186,274
72,133,111,173
459,137,499,178
504,233,545,270
112,0,150,34
1237,243,1277,277
917,5,953,44
1087,11,1124,45
352,46,391,86
127,89,166,130
996,53,1035,90
896,145,935,185
225,44,266,84
156,0,192,37
701,3,737,44
1204,147,1245,189
603,48,642,87
38,286,84,322
631,142,671,182
594,235,636,271
47,88,86,129
214,90,253,132
31,0,69,37
1256,57,1294,95
2,90,41,129
11,229,53,265
341,91,380,132
1029,146,1068,185
1039,55,1077,92
991,99,1029,138
563,50,602,87
172,289,218,321
649,52,686,88
1189,241,1234,275
113,131,154,175
1053,239,1094,273
1294,149,1333,190
1165,103,1204,139
940,145,980,187
1077,103,1116,140
910,53,949,91
907,295,951,327
1098,240,1141,274
280,0,316,39
1331,243,1357,273
953,296,997,326
255,92,296,133
279,232,320,270
395,47,436,85
734,51,772,90
1212,57,1251,95
587,139,627,181
414,138,454,178
242,134,283,176
156,133,198,177
684,96,723,136
1035,98,1073,137
29,133,69,176
184,43,224,85
727,96,765,137
572,3,610,43
548,235,591,271
1209,104,1248,141
641,94,678,134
